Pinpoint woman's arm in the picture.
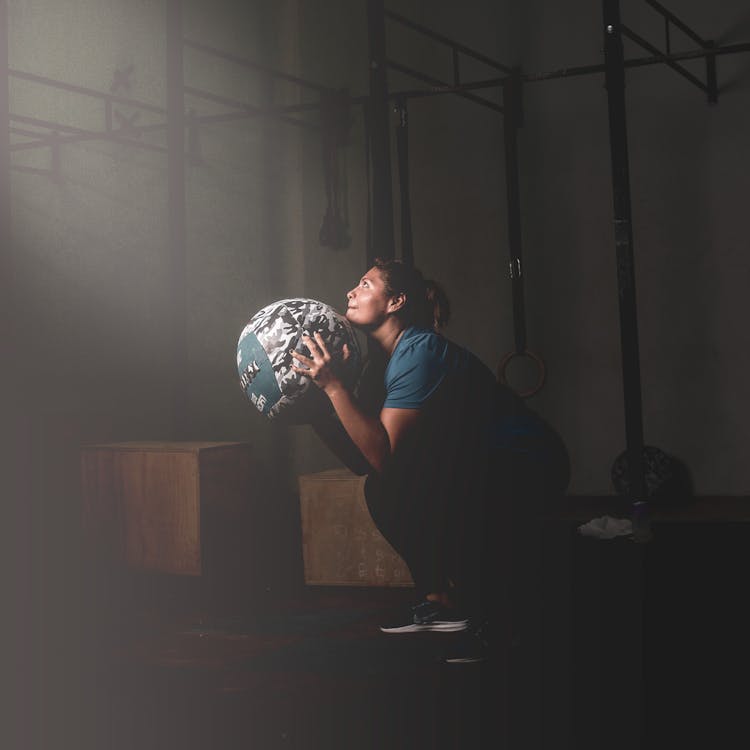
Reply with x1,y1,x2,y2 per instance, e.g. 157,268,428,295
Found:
310,411,372,476
291,333,419,474
323,385,419,473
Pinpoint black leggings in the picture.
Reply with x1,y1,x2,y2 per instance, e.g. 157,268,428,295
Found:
364,432,570,621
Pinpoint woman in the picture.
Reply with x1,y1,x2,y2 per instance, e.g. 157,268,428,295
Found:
291,258,569,640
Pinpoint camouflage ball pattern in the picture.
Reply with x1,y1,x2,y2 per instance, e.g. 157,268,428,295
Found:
237,298,362,420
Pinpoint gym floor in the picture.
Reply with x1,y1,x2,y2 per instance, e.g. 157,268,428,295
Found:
36,505,748,750
75,582,495,750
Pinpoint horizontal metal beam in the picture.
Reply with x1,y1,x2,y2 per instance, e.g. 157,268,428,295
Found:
620,23,707,93
183,38,328,93
11,110,167,141
10,113,91,135
9,35,750,150
9,68,165,113
387,59,503,111
194,110,318,130
184,85,322,117
522,40,750,82
183,86,320,129
10,128,168,153
384,8,513,74
644,0,709,48
10,126,44,139
9,115,317,156
387,38,750,105
10,164,54,177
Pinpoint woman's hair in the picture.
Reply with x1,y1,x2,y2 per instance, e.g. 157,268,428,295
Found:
373,257,451,331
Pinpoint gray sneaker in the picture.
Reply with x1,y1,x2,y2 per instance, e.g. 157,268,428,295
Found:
380,600,469,634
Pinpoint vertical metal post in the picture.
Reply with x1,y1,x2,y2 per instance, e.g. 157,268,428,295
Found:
705,40,718,104
602,2,648,749
166,0,188,438
366,0,395,265
394,97,413,266
602,0,646,513
503,68,527,355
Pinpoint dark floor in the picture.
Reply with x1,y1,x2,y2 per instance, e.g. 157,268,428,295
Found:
67,581,504,750
30,513,750,750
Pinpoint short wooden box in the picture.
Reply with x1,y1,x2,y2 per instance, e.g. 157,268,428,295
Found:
81,441,252,576
298,468,414,587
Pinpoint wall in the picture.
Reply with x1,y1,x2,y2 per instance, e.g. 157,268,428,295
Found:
5,2,306,747
516,0,750,492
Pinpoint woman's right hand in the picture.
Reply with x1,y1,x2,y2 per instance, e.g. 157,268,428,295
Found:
290,332,351,396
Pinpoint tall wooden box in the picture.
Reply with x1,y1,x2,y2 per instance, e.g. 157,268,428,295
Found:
81,441,252,576
298,468,414,587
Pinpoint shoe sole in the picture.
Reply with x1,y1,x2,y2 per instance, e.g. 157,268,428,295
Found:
380,620,469,634
444,654,485,664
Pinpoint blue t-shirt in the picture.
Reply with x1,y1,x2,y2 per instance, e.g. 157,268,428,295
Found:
382,327,559,459
364,327,569,516
383,327,467,409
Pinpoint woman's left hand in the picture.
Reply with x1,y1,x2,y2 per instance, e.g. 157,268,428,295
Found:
290,332,350,394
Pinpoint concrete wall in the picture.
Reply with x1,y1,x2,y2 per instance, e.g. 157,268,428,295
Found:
5,3,304,746
516,0,750,493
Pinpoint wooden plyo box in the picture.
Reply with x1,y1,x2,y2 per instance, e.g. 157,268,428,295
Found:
298,468,414,587
81,441,251,576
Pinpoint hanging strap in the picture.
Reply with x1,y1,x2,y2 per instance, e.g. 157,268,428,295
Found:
497,69,545,398
318,88,351,250
363,97,374,266
361,97,384,365
394,97,413,267
503,70,526,355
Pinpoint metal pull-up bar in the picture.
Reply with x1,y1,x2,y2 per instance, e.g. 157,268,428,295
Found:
384,9,514,76
619,23,711,97
383,6,510,113
641,0,718,103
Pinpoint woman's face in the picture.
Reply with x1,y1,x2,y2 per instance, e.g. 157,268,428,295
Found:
345,267,392,328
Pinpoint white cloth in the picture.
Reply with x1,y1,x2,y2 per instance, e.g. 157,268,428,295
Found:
577,515,633,540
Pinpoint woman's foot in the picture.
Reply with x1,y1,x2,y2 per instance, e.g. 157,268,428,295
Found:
379,600,469,634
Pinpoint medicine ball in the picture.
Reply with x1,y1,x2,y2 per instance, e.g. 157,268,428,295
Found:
237,298,361,423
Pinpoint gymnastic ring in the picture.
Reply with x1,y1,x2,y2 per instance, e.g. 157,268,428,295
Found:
497,349,546,399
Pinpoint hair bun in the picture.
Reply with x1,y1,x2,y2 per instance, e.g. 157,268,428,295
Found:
424,280,451,330
373,258,451,331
